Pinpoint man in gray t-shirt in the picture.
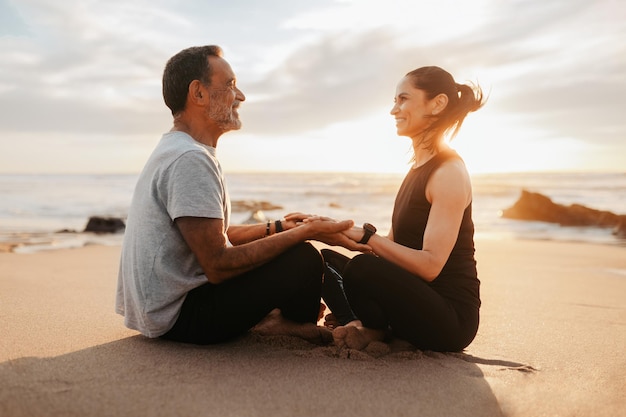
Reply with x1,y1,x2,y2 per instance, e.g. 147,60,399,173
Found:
116,45,367,345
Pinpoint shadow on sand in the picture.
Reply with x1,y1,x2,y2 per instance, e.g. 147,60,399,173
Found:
0,334,516,417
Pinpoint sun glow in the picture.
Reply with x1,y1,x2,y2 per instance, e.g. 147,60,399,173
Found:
221,112,411,174
221,105,600,175
450,107,597,174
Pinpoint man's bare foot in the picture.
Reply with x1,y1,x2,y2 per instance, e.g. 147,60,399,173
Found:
323,313,339,329
324,314,362,330
332,324,384,350
318,303,327,321
252,309,333,345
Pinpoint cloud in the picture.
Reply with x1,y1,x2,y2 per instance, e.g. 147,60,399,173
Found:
236,0,626,151
0,0,29,36
468,0,626,144
0,0,624,174
0,0,340,138
239,29,406,135
0,1,184,137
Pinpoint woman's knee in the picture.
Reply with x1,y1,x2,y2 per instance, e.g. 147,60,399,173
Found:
345,253,378,272
343,254,379,287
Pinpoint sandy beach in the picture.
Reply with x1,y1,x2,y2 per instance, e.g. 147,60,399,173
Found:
1,238,625,417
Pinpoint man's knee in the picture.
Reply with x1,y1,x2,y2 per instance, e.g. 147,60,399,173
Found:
290,242,324,276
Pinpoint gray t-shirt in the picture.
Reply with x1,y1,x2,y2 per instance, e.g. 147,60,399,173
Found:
116,131,231,337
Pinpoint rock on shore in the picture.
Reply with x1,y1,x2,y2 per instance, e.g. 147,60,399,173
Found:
502,190,626,238
83,216,126,233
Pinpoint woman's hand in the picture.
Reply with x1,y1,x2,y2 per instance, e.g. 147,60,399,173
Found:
281,212,311,230
340,226,376,254
284,212,337,223
283,212,311,229
283,212,339,232
341,225,366,243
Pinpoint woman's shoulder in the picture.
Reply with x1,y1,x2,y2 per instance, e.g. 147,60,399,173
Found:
428,154,472,202
427,147,469,181
437,147,463,162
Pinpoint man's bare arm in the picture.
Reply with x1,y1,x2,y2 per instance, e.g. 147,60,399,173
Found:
176,216,367,284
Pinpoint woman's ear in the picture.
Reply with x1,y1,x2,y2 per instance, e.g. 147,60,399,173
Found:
431,93,449,115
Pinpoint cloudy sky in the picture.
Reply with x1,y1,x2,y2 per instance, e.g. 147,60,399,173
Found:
0,0,624,174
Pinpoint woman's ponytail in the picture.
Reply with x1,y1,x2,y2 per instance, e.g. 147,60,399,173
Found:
448,82,485,138
406,66,485,148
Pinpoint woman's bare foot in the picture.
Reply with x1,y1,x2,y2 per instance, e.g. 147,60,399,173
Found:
332,324,384,350
252,309,333,344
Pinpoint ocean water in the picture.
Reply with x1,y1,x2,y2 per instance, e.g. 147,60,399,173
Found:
0,171,624,253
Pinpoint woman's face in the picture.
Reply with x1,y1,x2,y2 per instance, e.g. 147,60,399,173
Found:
390,76,438,138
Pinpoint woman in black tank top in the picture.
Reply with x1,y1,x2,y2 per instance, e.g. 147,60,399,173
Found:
320,66,486,352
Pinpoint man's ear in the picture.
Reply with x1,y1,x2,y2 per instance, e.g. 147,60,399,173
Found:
431,93,449,116
188,80,207,105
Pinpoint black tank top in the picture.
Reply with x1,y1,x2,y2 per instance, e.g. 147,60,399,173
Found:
391,149,480,308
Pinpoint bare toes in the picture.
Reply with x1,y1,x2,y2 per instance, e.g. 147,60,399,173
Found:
343,326,370,350
332,326,351,349
333,326,370,350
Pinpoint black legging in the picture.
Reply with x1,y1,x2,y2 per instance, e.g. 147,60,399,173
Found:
162,242,323,345
323,250,479,352
321,249,358,325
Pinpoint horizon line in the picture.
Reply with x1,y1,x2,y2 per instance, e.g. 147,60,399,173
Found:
0,169,624,176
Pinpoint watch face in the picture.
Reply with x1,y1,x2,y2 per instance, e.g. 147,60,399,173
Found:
359,223,377,244
364,223,377,233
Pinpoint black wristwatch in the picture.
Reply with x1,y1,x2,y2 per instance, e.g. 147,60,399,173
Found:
358,223,377,244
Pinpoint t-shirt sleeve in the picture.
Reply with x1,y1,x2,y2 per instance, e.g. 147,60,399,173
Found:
162,150,226,221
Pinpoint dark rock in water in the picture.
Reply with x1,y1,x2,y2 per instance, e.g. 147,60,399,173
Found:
84,216,126,233
614,218,626,238
232,200,283,213
502,190,626,230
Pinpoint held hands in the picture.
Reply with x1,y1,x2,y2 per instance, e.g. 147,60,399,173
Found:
342,225,367,243
282,212,313,229
284,212,371,252
341,225,376,254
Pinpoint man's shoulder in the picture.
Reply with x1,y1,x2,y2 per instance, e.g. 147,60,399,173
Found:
153,132,216,164
157,131,201,152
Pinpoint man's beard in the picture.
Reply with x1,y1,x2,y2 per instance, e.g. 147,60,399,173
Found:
208,92,241,131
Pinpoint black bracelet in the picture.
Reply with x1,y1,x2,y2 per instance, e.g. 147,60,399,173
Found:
265,220,271,236
274,220,283,233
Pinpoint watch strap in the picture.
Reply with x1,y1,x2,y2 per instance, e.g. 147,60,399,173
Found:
358,223,376,244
